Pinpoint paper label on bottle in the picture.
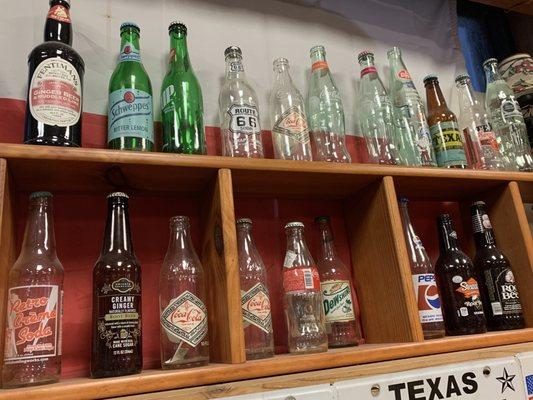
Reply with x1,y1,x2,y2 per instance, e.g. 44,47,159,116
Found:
476,124,500,152
272,106,310,144
451,276,484,317
483,268,522,317
412,274,444,324
397,69,417,92
321,280,355,322
29,57,82,127
119,42,141,63
360,66,377,77
241,283,272,333
500,98,523,121
227,104,261,137
283,266,320,294
108,88,154,142
4,285,60,364
47,5,71,23
311,61,329,72
160,290,208,347
429,121,468,167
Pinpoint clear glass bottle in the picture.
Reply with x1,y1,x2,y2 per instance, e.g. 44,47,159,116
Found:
388,47,436,167
219,46,264,158
357,51,398,165
484,58,533,172
398,198,445,339
307,46,351,162
315,217,360,347
283,222,327,354
270,58,313,161
159,216,209,369
455,74,505,170
2,192,63,388
236,218,274,360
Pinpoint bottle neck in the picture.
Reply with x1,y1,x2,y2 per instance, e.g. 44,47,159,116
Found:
225,55,245,80
274,62,293,85
166,219,194,257
425,81,447,110
168,30,190,71
438,220,459,252
21,198,57,258
359,57,378,79
286,229,308,254
44,1,72,45
237,224,254,255
318,220,337,261
387,50,403,71
310,50,328,73
456,80,476,108
101,201,134,255
119,29,141,63
484,63,502,84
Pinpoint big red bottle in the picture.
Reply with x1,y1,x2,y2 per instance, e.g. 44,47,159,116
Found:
2,192,63,388
25,0,84,147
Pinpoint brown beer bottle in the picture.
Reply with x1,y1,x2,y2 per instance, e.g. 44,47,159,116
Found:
423,75,468,169
91,193,142,378
435,214,486,335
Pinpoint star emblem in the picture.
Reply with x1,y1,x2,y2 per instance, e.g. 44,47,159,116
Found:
496,367,516,393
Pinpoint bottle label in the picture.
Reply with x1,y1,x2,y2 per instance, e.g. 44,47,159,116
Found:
272,106,310,144
119,42,141,63
412,274,444,324
29,57,82,127
397,70,417,91
451,275,484,317
321,280,355,322
483,268,522,316
476,125,500,152
360,66,377,77
160,291,208,347
108,88,154,142
96,278,141,355
47,5,71,23
500,98,523,121
3,285,61,364
311,61,329,72
227,104,261,137
283,266,321,294
430,121,467,167
229,62,244,72
241,283,272,333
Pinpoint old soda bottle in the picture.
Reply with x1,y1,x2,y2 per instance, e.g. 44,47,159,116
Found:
2,192,63,388
315,217,360,347
91,193,142,378
159,216,209,369
455,74,505,170
307,46,351,162
388,47,436,167
398,198,444,339
25,0,84,147
484,58,533,172
471,202,524,331
283,222,327,354
161,22,206,154
108,23,154,151
236,218,274,360
219,46,264,158
424,75,469,168
435,214,486,335
270,58,313,161
357,51,398,165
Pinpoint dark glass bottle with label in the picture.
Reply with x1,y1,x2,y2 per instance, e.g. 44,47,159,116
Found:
471,201,524,331
91,192,142,378
25,0,84,147
435,214,486,335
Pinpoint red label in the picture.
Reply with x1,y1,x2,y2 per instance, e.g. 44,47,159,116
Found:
47,5,71,23
478,131,499,151
312,61,329,72
283,266,320,293
360,66,377,77
31,80,81,112
398,70,411,80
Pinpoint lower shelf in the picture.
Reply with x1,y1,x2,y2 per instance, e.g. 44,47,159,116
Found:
3,328,533,400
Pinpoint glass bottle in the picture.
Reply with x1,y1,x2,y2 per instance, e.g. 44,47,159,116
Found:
435,214,486,335
315,216,360,347
357,51,398,165
283,222,327,354
161,22,206,154
307,46,351,162
424,75,469,168
388,47,436,167
398,198,445,339
471,202,524,331
484,58,533,172
2,192,63,388
91,192,142,378
219,46,264,158
108,22,154,151
159,216,209,369
270,58,313,161
236,218,274,360
455,74,505,170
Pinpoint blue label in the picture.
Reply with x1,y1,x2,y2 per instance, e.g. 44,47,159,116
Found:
119,42,141,63
108,88,154,142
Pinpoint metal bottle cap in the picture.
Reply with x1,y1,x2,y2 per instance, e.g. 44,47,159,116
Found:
423,74,438,84
398,197,409,204
168,21,187,33
30,191,53,199
482,58,498,67
315,215,330,223
50,0,71,6
455,73,470,83
472,200,486,207
284,221,304,229
236,218,252,225
107,192,129,199
357,50,374,62
120,22,140,31
225,46,242,57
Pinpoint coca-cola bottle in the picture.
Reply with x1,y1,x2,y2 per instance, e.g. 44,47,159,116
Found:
236,218,274,360
159,216,209,369
2,192,63,388
315,217,360,347
283,222,327,354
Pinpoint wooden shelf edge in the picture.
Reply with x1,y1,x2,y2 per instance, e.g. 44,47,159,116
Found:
2,328,533,400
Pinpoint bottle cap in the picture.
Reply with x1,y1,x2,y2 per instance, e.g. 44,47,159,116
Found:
170,215,190,225
107,192,129,199
310,45,325,54
30,191,53,199
357,50,374,62
437,213,452,223
225,46,242,57
236,218,252,225
273,57,289,66
454,73,470,83
398,197,409,204
314,216,330,223
50,0,70,6
482,58,498,67
284,221,304,229
472,200,486,207
168,21,187,33
120,22,140,31
423,74,438,84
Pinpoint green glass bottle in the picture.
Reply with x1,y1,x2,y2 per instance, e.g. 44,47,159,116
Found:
108,22,154,151
161,22,206,154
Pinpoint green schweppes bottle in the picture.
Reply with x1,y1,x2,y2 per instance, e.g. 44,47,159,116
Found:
108,22,154,151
